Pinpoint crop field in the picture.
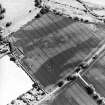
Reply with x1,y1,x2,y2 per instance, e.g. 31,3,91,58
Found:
8,13,105,89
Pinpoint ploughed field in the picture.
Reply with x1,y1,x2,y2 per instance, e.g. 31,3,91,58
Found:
47,82,97,105
83,56,105,98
